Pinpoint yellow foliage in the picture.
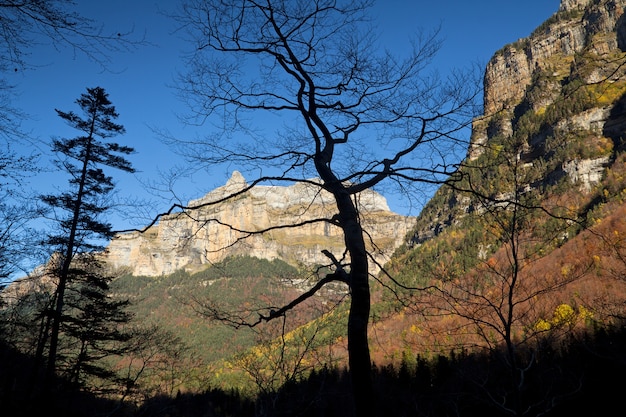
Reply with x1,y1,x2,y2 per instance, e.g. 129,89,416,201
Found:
535,319,551,331
578,305,594,322
535,303,592,332
593,80,626,106
553,304,576,325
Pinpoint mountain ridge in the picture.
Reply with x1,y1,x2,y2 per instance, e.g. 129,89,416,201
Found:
106,171,414,276
5,0,626,393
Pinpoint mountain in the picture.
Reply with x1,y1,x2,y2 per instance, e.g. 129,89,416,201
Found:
409,0,626,244
101,0,626,376
4,0,626,406
61,0,626,367
378,0,626,360
106,171,414,276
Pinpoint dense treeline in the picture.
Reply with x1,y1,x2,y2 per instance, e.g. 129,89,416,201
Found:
2,323,624,416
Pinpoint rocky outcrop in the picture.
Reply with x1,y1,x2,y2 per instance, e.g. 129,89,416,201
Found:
476,0,626,172
106,172,414,276
482,0,625,117
416,0,626,246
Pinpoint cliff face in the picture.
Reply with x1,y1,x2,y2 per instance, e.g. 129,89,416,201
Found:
106,172,414,276
482,0,624,117
471,0,626,158
412,0,626,244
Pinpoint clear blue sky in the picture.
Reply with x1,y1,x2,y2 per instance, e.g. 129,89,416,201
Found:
10,0,561,230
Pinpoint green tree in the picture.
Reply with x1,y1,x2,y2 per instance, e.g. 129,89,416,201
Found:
58,257,133,390
167,1,480,415
40,86,135,384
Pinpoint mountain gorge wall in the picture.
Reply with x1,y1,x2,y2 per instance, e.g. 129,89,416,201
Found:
473,0,626,155
107,172,414,276
108,0,626,277
411,0,626,244
481,0,625,118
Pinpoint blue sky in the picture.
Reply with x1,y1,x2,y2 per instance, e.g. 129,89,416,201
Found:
10,0,561,230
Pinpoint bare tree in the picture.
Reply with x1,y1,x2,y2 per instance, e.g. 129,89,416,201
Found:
0,0,138,74
0,164,40,282
405,135,592,415
117,325,196,402
0,0,139,140
231,312,342,413
160,1,480,415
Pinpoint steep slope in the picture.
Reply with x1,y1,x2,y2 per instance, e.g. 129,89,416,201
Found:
8,0,626,397
106,0,626,372
409,0,626,244
380,0,626,362
128,0,626,379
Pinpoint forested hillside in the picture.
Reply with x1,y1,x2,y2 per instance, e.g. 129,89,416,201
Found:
3,0,626,416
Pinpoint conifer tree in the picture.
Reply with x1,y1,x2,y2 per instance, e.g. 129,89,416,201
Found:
60,258,133,389
40,86,135,384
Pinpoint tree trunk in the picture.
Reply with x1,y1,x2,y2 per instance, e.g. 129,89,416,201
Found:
46,131,94,383
334,189,375,417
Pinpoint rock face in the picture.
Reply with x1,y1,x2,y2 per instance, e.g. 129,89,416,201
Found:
476,0,626,154
482,0,624,117
415,0,626,245
470,0,626,157
478,0,626,174
106,172,414,276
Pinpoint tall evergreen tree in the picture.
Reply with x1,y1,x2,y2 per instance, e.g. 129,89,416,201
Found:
59,256,134,390
40,86,134,384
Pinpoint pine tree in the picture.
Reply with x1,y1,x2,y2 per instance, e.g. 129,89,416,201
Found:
40,86,135,385
60,256,133,390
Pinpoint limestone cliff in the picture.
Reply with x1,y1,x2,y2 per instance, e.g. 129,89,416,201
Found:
471,0,626,153
481,0,625,118
106,172,414,276
411,0,626,244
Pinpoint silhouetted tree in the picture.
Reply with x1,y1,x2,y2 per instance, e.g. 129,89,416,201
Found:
0,0,141,290
58,257,133,390
0,183,38,282
119,325,196,401
39,86,135,385
164,1,480,415
419,137,590,416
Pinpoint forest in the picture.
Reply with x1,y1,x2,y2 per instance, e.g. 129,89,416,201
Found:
3,1,626,416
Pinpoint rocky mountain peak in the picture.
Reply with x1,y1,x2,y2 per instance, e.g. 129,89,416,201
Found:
480,0,624,118
560,0,592,12
559,0,593,11
106,173,413,276
224,170,247,189
470,0,626,155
